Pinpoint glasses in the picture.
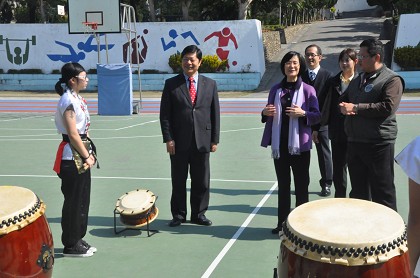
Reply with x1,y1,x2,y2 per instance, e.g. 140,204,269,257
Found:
182,58,199,63
305,53,319,58
357,54,374,60
75,75,88,80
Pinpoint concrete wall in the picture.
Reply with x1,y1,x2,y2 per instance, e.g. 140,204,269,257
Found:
0,20,265,76
392,13,420,71
335,0,373,13
0,72,261,91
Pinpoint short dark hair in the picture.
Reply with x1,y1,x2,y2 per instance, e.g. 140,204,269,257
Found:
55,62,85,96
338,48,357,63
360,39,384,62
305,44,322,56
181,45,202,60
280,51,307,76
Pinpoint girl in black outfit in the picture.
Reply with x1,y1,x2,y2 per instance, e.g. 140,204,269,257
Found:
317,49,358,197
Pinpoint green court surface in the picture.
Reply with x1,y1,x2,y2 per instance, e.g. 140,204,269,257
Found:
0,111,419,277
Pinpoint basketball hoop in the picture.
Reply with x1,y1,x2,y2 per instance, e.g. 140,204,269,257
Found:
82,21,98,35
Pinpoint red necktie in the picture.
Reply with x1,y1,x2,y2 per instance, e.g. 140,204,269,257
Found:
189,77,196,105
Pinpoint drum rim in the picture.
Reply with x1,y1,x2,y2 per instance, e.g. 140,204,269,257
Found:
0,186,45,235
115,189,157,215
119,206,159,228
281,199,408,266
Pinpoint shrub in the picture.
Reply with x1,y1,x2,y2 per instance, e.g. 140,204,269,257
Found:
168,53,182,73
7,69,43,74
168,53,228,73
199,55,228,73
394,45,420,70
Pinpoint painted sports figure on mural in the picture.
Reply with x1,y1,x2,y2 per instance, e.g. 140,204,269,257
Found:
204,27,238,68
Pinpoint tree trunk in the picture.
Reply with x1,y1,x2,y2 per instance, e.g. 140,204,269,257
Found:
278,0,282,26
39,0,46,23
147,0,156,22
181,0,192,21
237,0,253,20
0,0,6,11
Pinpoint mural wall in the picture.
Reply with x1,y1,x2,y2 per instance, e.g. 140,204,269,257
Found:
0,19,265,77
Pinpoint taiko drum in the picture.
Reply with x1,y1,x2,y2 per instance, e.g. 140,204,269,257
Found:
277,198,410,278
0,186,54,278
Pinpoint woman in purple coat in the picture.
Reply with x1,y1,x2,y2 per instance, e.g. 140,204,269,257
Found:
261,51,321,234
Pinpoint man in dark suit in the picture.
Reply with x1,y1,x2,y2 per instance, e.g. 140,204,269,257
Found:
302,44,333,197
160,45,220,227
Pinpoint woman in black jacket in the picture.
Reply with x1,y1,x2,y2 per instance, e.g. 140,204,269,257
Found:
317,49,358,197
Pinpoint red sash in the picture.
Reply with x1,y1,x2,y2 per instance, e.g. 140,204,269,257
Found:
53,141,67,174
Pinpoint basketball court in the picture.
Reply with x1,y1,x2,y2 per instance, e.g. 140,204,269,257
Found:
0,95,419,277
1,0,420,276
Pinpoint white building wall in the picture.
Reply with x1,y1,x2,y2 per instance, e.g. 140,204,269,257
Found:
392,13,420,71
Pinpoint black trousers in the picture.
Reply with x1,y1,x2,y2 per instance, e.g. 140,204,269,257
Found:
170,138,210,221
347,142,397,211
273,142,310,228
331,139,347,197
58,160,91,247
315,128,333,189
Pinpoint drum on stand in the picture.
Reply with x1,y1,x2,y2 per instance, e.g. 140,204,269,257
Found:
277,198,410,278
0,186,54,278
115,189,159,228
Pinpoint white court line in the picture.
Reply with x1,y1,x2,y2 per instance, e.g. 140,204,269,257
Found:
221,127,263,133
115,120,159,131
0,126,263,141
0,174,275,184
201,182,278,278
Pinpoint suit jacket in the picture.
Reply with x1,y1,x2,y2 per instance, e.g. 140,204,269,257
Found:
319,71,358,141
302,67,333,131
160,73,220,153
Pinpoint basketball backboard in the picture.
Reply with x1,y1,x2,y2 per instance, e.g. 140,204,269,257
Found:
67,0,121,34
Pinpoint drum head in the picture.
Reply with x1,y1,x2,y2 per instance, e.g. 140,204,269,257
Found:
0,185,45,235
115,189,156,215
282,198,407,266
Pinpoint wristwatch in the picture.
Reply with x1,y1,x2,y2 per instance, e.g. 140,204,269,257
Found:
353,104,359,114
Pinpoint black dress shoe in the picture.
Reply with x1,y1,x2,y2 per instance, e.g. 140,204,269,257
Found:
169,218,185,227
191,216,212,226
320,187,331,197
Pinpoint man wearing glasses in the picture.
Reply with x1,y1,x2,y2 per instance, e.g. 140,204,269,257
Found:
339,39,404,211
303,44,333,197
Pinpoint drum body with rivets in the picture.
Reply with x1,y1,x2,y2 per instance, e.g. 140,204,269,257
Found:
0,186,54,277
277,198,410,278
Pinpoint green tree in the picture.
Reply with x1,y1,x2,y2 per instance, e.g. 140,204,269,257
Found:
0,0,14,23
367,0,398,15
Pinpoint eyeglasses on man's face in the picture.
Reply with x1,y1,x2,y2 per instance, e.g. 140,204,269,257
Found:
305,53,319,58
357,54,375,60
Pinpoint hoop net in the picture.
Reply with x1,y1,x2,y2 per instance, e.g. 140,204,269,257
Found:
82,21,98,35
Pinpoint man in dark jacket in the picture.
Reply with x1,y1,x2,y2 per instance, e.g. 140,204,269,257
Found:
302,44,333,197
160,45,220,227
339,39,404,211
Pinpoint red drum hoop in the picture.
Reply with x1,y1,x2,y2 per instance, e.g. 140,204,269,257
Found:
0,186,54,277
115,189,158,227
277,198,410,278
